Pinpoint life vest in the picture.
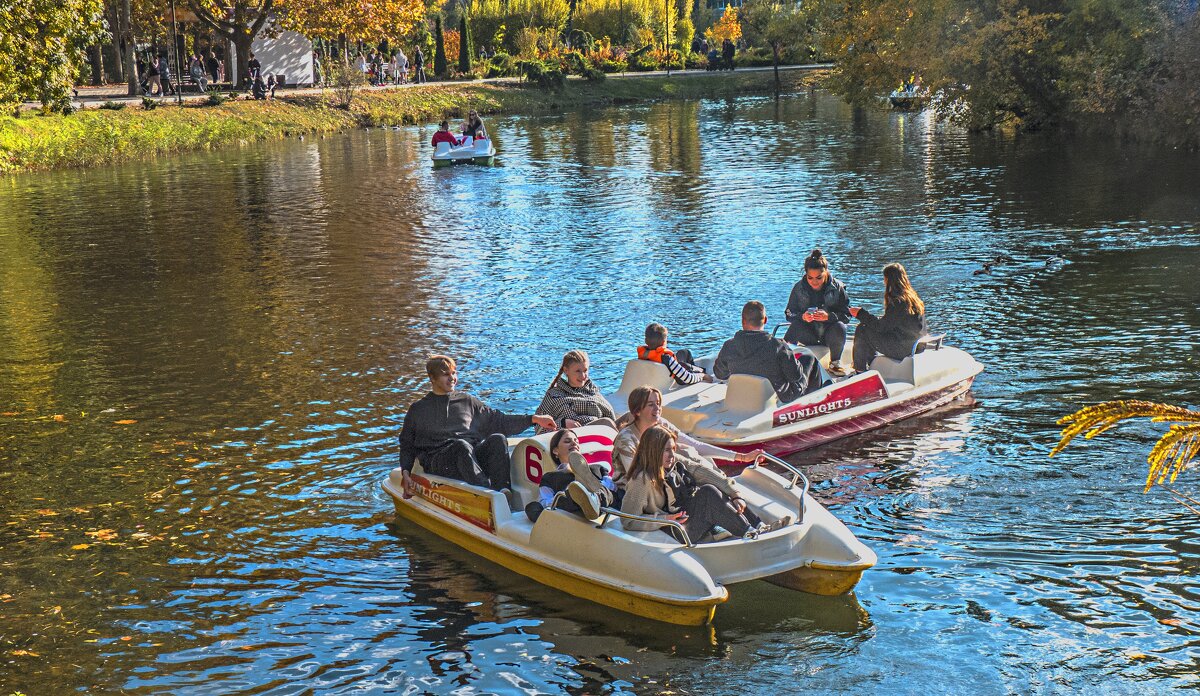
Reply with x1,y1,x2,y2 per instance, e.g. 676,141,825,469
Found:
637,345,676,363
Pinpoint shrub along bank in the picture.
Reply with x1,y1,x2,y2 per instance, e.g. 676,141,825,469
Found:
0,69,821,174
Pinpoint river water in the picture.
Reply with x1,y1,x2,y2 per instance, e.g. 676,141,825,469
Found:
1,91,1198,694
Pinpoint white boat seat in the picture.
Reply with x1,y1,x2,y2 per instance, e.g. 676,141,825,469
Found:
870,355,914,385
461,135,474,147
509,424,617,509
722,374,778,414
615,359,676,400
474,138,490,153
434,141,451,156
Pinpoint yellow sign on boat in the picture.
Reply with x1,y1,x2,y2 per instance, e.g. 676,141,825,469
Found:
410,474,496,532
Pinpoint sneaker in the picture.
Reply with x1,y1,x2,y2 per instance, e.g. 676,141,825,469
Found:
568,451,606,498
742,527,760,540
710,528,734,542
760,515,793,534
827,362,850,376
524,501,544,523
567,481,602,519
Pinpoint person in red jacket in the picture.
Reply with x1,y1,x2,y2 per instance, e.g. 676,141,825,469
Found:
431,120,460,148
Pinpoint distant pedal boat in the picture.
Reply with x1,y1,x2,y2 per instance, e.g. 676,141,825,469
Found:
607,333,984,459
382,424,876,626
432,134,496,167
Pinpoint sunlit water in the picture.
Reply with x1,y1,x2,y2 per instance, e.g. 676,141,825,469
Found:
1,92,1198,694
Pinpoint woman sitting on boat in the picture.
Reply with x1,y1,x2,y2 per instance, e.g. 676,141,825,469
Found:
612,386,762,484
620,426,789,542
462,110,487,139
849,262,928,373
534,350,617,434
524,428,621,523
431,121,461,148
784,248,853,376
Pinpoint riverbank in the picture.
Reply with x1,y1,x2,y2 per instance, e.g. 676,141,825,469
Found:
0,68,823,173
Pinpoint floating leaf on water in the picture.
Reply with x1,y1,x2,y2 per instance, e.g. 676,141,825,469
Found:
120,636,132,641
85,529,118,540
100,408,116,413
71,544,91,550
53,414,66,422
70,507,88,514
114,419,138,425
1160,618,1183,626
35,509,58,516
10,649,40,657
2,411,20,416
1128,652,1149,661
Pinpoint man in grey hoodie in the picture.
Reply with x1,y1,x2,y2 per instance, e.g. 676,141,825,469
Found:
713,301,825,403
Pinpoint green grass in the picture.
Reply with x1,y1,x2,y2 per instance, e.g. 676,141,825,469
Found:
0,70,822,173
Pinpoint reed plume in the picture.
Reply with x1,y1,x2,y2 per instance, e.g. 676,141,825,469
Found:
1050,400,1200,492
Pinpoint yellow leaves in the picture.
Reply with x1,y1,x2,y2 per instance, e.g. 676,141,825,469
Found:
71,543,91,550
10,649,40,657
35,508,58,516
85,528,118,540
52,414,66,422
114,419,138,425
1160,618,1183,626
2,411,20,416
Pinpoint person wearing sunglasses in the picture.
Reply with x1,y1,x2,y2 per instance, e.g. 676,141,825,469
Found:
783,248,853,375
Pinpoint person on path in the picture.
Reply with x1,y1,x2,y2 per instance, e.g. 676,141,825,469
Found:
412,46,426,84
397,355,556,494
722,38,735,71
206,50,220,84
784,248,853,375
145,56,162,95
159,55,174,95
190,52,208,92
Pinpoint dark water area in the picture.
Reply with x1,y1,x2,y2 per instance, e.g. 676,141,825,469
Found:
1,91,1198,694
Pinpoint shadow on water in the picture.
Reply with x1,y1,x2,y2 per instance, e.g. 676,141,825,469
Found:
1,90,1198,694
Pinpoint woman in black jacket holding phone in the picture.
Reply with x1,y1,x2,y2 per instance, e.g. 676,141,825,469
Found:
850,262,927,372
784,249,852,375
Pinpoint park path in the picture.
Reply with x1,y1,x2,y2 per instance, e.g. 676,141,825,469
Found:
35,63,828,111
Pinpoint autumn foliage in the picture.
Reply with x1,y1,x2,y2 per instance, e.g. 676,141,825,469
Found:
278,0,425,41
705,4,741,46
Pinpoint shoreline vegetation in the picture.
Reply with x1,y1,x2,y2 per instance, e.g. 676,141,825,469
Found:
0,70,821,174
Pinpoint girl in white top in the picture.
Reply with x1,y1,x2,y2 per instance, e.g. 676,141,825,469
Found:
612,385,762,484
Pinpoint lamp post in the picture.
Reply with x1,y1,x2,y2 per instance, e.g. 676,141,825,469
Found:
169,0,183,104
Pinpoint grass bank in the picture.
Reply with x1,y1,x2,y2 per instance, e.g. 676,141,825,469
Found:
0,70,821,174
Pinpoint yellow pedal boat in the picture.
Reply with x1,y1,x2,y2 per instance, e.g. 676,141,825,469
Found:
382,424,876,626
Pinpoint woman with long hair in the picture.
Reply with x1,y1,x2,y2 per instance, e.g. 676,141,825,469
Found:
612,385,762,482
784,248,853,375
534,350,616,434
849,262,928,372
523,428,620,522
619,426,789,542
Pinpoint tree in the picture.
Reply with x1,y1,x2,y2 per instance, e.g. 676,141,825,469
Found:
458,13,472,73
434,14,447,76
0,0,107,114
187,0,276,88
739,0,812,92
704,4,741,46
277,0,424,46
1051,400,1200,506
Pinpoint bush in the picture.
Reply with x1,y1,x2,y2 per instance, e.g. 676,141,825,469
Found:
204,91,229,106
486,52,517,77
141,97,159,110
734,47,775,68
99,100,126,110
582,67,606,81
516,59,565,89
597,58,627,73
562,50,588,75
328,60,367,109
629,50,658,71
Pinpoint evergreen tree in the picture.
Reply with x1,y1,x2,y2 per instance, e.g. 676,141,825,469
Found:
458,13,473,73
434,15,447,77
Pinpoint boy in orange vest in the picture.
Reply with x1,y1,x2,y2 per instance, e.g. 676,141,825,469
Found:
637,323,712,386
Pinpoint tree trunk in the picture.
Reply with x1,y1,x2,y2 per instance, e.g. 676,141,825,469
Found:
234,34,254,88
88,45,105,85
122,0,139,96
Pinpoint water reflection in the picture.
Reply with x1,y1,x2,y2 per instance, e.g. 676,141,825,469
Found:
1,90,1198,694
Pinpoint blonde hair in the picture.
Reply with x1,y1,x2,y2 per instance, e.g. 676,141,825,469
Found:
550,349,589,390
628,426,675,486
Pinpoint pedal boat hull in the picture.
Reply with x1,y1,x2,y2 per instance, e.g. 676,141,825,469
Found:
382,427,876,625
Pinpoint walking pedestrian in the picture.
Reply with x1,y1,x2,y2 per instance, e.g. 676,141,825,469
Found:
412,46,426,83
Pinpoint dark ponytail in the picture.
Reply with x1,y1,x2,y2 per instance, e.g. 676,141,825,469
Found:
804,248,828,273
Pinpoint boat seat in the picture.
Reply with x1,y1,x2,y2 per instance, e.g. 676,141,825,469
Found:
434,141,451,156
721,374,778,415
613,359,676,407
508,424,617,509
474,138,490,153
870,334,947,386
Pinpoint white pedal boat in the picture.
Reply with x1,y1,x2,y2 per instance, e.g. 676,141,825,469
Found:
607,333,983,460
382,424,876,626
432,135,496,167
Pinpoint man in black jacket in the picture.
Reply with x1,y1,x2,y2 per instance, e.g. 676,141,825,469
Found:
713,301,825,403
398,355,556,494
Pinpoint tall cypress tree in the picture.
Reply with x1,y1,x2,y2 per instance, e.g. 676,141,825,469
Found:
434,15,447,77
458,14,473,74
